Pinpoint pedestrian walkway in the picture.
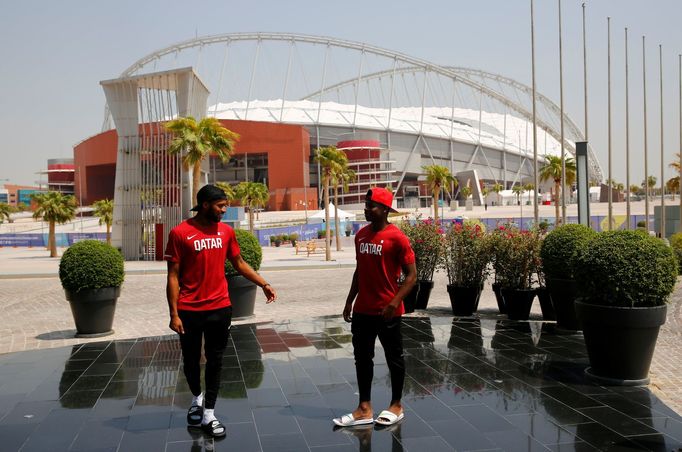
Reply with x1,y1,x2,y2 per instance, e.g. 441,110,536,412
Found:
1,315,681,451
1,241,682,450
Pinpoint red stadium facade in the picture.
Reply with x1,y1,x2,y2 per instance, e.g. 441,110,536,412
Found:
74,120,319,211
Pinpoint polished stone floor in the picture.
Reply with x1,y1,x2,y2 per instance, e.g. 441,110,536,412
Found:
1,314,681,452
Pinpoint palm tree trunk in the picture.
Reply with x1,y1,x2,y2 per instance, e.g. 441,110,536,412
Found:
49,221,57,258
433,186,440,224
554,181,561,224
249,206,254,234
192,162,202,207
324,176,331,261
334,185,342,251
46,224,52,251
106,225,111,245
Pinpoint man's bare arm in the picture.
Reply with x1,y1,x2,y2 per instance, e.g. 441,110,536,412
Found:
166,261,184,334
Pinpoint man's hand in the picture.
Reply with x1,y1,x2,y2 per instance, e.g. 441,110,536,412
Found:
169,315,184,334
381,303,398,321
343,302,353,323
262,284,277,303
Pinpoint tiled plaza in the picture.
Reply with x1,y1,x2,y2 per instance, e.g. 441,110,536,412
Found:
1,314,681,451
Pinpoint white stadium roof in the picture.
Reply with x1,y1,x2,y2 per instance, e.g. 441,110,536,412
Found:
210,99,569,160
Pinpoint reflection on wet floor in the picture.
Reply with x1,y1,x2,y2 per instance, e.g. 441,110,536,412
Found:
0,315,681,451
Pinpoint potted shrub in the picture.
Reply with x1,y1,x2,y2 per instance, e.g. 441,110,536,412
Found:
59,240,124,337
399,217,443,311
573,230,677,385
225,229,263,319
289,233,299,247
273,234,282,247
535,264,556,321
540,224,596,330
489,225,509,314
495,227,542,321
669,232,682,274
442,221,490,316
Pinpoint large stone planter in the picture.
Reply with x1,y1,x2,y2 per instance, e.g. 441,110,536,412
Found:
447,284,483,317
575,301,667,386
546,277,580,330
500,288,535,321
491,282,506,314
403,283,419,314
227,275,257,320
536,286,556,321
65,287,120,338
415,280,434,310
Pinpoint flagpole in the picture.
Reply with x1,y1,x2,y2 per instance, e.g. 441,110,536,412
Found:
643,36,650,231
558,0,566,224
531,0,539,225
625,27,631,229
660,44,666,238
582,3,589,143
607,17,613,230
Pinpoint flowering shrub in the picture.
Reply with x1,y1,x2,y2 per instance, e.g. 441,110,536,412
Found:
399,217,443,281
442,221,491,287
492,225,542,290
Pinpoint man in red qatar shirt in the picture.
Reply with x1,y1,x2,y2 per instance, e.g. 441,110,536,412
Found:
333,187,417,427
165,184,276,438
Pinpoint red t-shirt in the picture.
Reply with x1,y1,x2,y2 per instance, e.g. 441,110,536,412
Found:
353,223,416,316
164,219,241,311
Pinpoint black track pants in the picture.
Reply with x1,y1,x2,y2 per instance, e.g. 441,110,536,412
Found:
351,313,405,404
178,306,232,409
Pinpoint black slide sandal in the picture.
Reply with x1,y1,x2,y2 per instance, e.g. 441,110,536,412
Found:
187,405,203,426
202,419,226,437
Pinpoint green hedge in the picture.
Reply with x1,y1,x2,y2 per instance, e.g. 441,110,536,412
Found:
225,229,262,277
540,224,596,280
670,232,682,274
574,230,677,307
59,240,124,292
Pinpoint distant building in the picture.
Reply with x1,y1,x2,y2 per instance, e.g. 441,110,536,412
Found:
2,184,45,207
38,158,75,196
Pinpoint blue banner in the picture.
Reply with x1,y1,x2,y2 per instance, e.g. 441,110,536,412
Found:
0,233,107,248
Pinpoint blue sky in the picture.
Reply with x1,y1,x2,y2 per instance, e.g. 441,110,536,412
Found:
1,0,681,188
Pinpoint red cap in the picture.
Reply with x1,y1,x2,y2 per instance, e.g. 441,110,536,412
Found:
366,187,398,213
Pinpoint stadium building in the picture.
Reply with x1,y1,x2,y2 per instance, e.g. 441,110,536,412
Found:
73,33,603,259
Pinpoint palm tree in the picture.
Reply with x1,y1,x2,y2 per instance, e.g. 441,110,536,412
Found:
234,182,269,233
539,155,577,224
165,116,239,205
31,191,77,257
512,185,525,205
460,185,471,200
523,183,535,204
214,182,235,205
642,176,657,199
92,199,114,245
629,184,641,196
0,202,12,223
423,165,457,225
315,146,346,261
491,183,504,206
666,177,680,201
669,152,681,173
331,165,356,251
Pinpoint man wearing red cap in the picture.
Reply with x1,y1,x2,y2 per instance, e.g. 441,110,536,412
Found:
333,187,416,427
165,184,276,438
